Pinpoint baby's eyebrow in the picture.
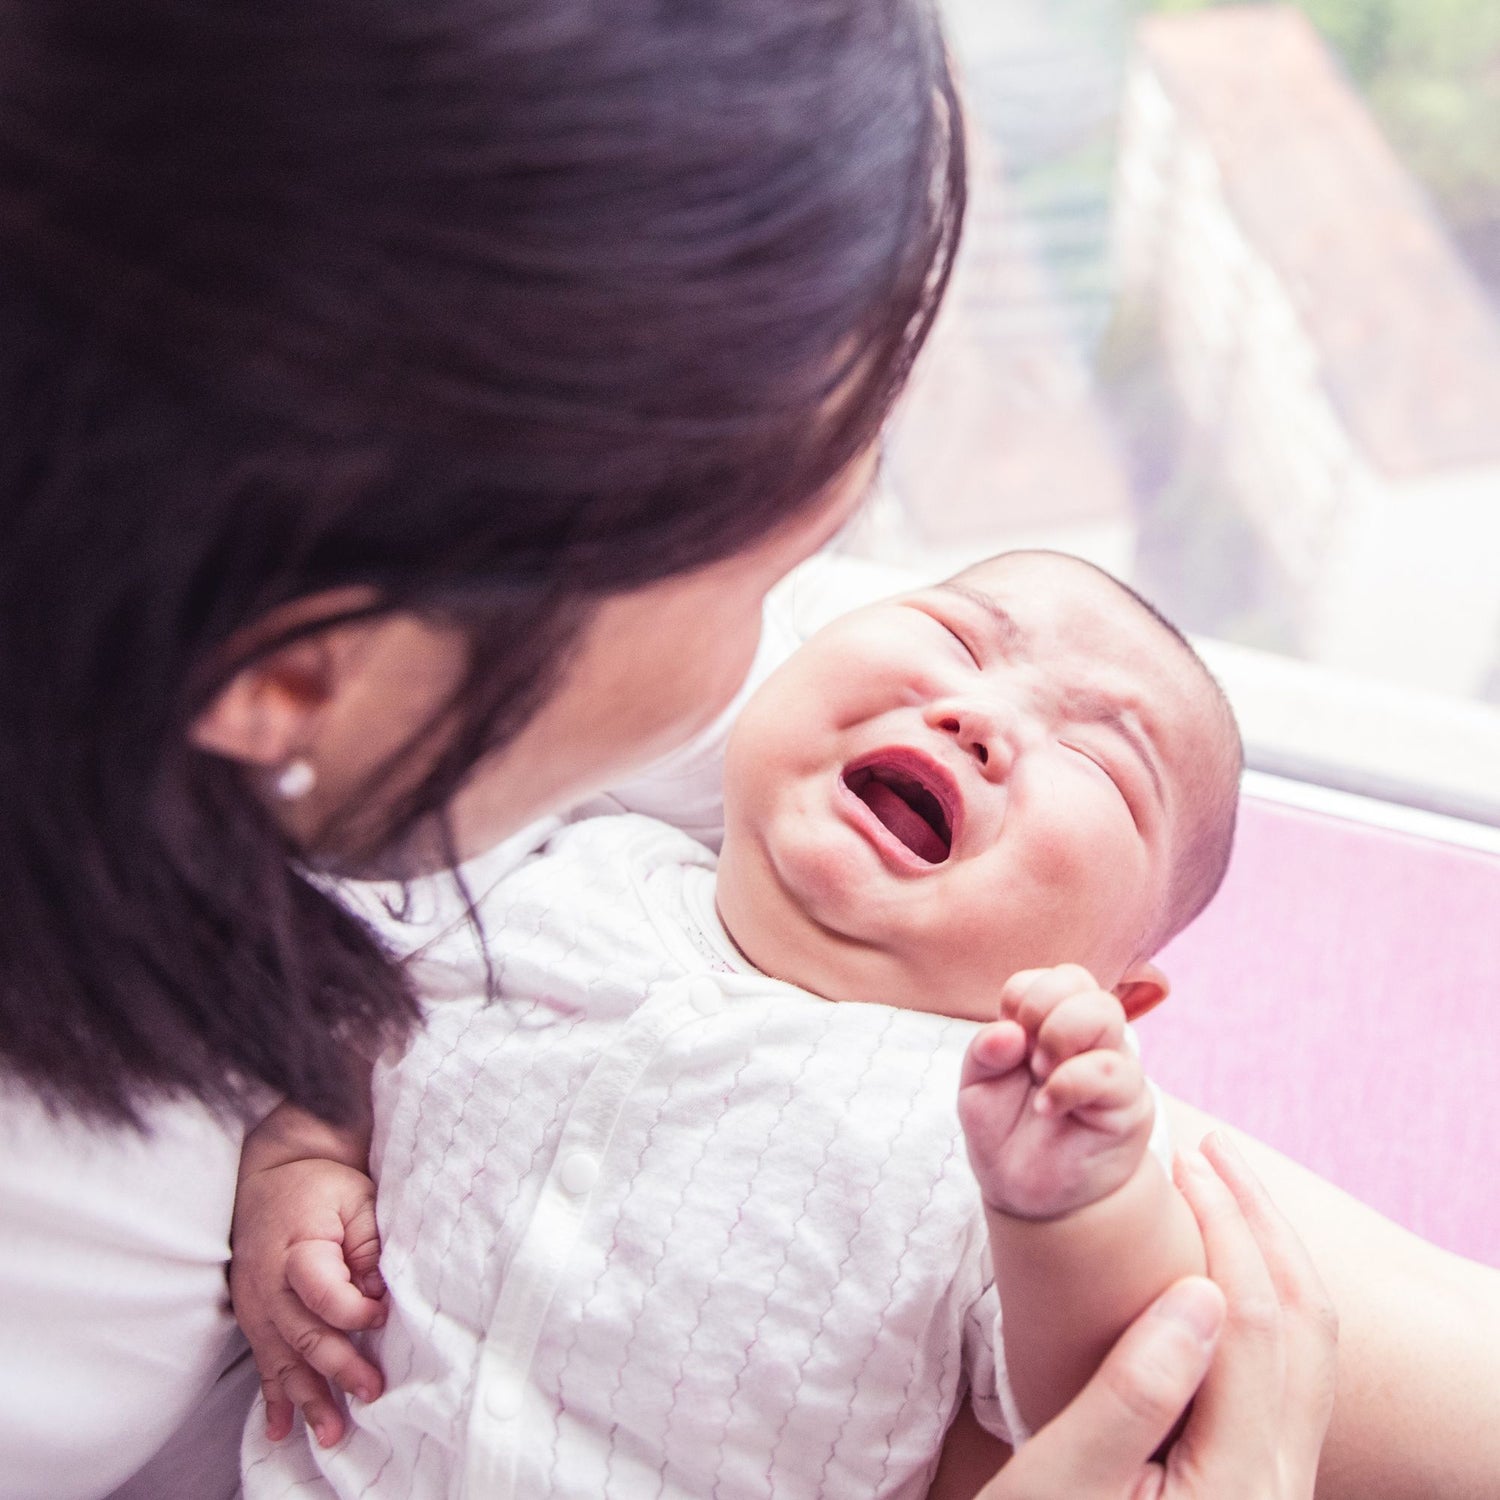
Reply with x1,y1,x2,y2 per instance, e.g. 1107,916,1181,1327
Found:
933,582,1027,652
1064,687,1166,810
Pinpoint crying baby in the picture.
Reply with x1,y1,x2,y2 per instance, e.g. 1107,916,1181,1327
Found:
243,548,1241,1500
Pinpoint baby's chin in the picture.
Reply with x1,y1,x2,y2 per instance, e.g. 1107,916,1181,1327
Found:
747,932,1002,1024
715,845,997,1021
720,847,1131,1023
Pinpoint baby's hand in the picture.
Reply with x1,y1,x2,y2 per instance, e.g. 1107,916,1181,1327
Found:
957,964,1154,1221
230,1158,388,1447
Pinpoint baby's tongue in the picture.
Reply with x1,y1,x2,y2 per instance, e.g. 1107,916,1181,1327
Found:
860,779,947,864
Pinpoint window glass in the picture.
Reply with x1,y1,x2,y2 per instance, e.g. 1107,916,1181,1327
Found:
866,0,1500,822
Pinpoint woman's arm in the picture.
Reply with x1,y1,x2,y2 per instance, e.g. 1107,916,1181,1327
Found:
1166,1095,1500,1500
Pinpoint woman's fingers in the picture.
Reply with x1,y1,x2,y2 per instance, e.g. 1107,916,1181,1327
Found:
1173,1146,1284,1452
981,1277,1224,1499
1169,1136,1336,1499
1201,1133,1339,1475
1201,1131,1338,1341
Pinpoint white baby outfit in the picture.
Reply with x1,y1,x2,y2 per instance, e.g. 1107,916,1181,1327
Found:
241,811,1023,1500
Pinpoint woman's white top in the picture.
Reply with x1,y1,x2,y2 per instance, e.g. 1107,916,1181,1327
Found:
0,1086,251,1499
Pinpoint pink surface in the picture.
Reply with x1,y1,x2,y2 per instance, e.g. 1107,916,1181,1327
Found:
1140,795,1500,1267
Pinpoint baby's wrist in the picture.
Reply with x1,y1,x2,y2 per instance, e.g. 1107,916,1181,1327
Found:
982,1143,1158,1227
240,1102,374,1182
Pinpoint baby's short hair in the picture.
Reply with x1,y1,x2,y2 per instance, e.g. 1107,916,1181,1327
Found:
1093,569,1243,952
1156,684,1241,950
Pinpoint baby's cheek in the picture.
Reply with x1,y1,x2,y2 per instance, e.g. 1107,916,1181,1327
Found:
981,841,1115,964
1019,830,1099,904
775,829,878,927
1026,832,1154,962
922,877,1030,983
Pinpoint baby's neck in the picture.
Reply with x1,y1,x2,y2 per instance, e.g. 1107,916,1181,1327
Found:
711,862,971,1023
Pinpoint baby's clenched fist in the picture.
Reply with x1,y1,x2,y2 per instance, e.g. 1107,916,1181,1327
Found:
957,964,1155,1220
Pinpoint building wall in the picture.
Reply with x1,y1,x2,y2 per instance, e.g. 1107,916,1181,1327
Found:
1114,46,1500,696
1314,462,1500,695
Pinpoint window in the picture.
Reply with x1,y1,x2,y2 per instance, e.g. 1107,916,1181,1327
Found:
859,0,1500,823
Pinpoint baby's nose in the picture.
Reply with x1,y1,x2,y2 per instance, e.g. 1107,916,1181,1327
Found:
936,714,989,765
930,702,1013,776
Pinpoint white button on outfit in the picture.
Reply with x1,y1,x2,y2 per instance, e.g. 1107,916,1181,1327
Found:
558,1154,599,1195
243,815,1045,1500
686,975,720,1006
482,1381,521,1421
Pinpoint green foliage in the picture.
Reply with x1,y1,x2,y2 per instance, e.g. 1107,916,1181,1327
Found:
1138,0,1500,277
1139,0,1500,81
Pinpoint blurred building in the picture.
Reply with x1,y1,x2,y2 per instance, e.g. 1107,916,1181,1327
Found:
879,128,1135,574
1114,4,1500,697
877,1,1135,574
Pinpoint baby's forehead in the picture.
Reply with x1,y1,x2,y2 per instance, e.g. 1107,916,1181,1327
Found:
939,552,1145,646
948,550,1108,603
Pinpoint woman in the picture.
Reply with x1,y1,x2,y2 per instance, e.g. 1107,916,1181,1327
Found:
0,2,949,1491
0,3,1488,1498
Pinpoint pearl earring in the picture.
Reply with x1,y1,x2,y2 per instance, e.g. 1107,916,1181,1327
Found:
274,758,317,801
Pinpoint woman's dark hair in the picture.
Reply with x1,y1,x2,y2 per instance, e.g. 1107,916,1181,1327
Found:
0,0,964,1125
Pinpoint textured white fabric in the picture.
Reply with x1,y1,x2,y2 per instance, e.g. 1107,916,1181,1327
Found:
242,814,1018,1500
0,588,807,1500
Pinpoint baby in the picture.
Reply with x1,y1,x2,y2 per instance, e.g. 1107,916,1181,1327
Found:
239,550,1241,1500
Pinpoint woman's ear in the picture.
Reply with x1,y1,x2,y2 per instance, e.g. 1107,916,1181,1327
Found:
187,588,377,768
188,633,336,768
1113,961,1169,1021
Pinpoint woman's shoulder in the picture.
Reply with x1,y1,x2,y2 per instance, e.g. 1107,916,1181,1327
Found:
0,1081,245,1498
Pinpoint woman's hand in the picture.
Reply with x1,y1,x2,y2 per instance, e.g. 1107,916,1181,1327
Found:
978,1131,1338,1499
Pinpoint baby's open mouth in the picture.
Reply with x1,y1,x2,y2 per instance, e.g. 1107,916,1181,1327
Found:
844,759,954,864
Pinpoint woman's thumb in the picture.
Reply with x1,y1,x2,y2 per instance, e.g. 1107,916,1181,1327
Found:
981,1278,1225,1498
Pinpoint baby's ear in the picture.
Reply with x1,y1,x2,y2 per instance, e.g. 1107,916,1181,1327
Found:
1113,961,1169,1021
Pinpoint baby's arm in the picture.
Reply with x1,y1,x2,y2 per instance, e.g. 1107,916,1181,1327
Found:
957,965,1205,1438
231,1091,386,1446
